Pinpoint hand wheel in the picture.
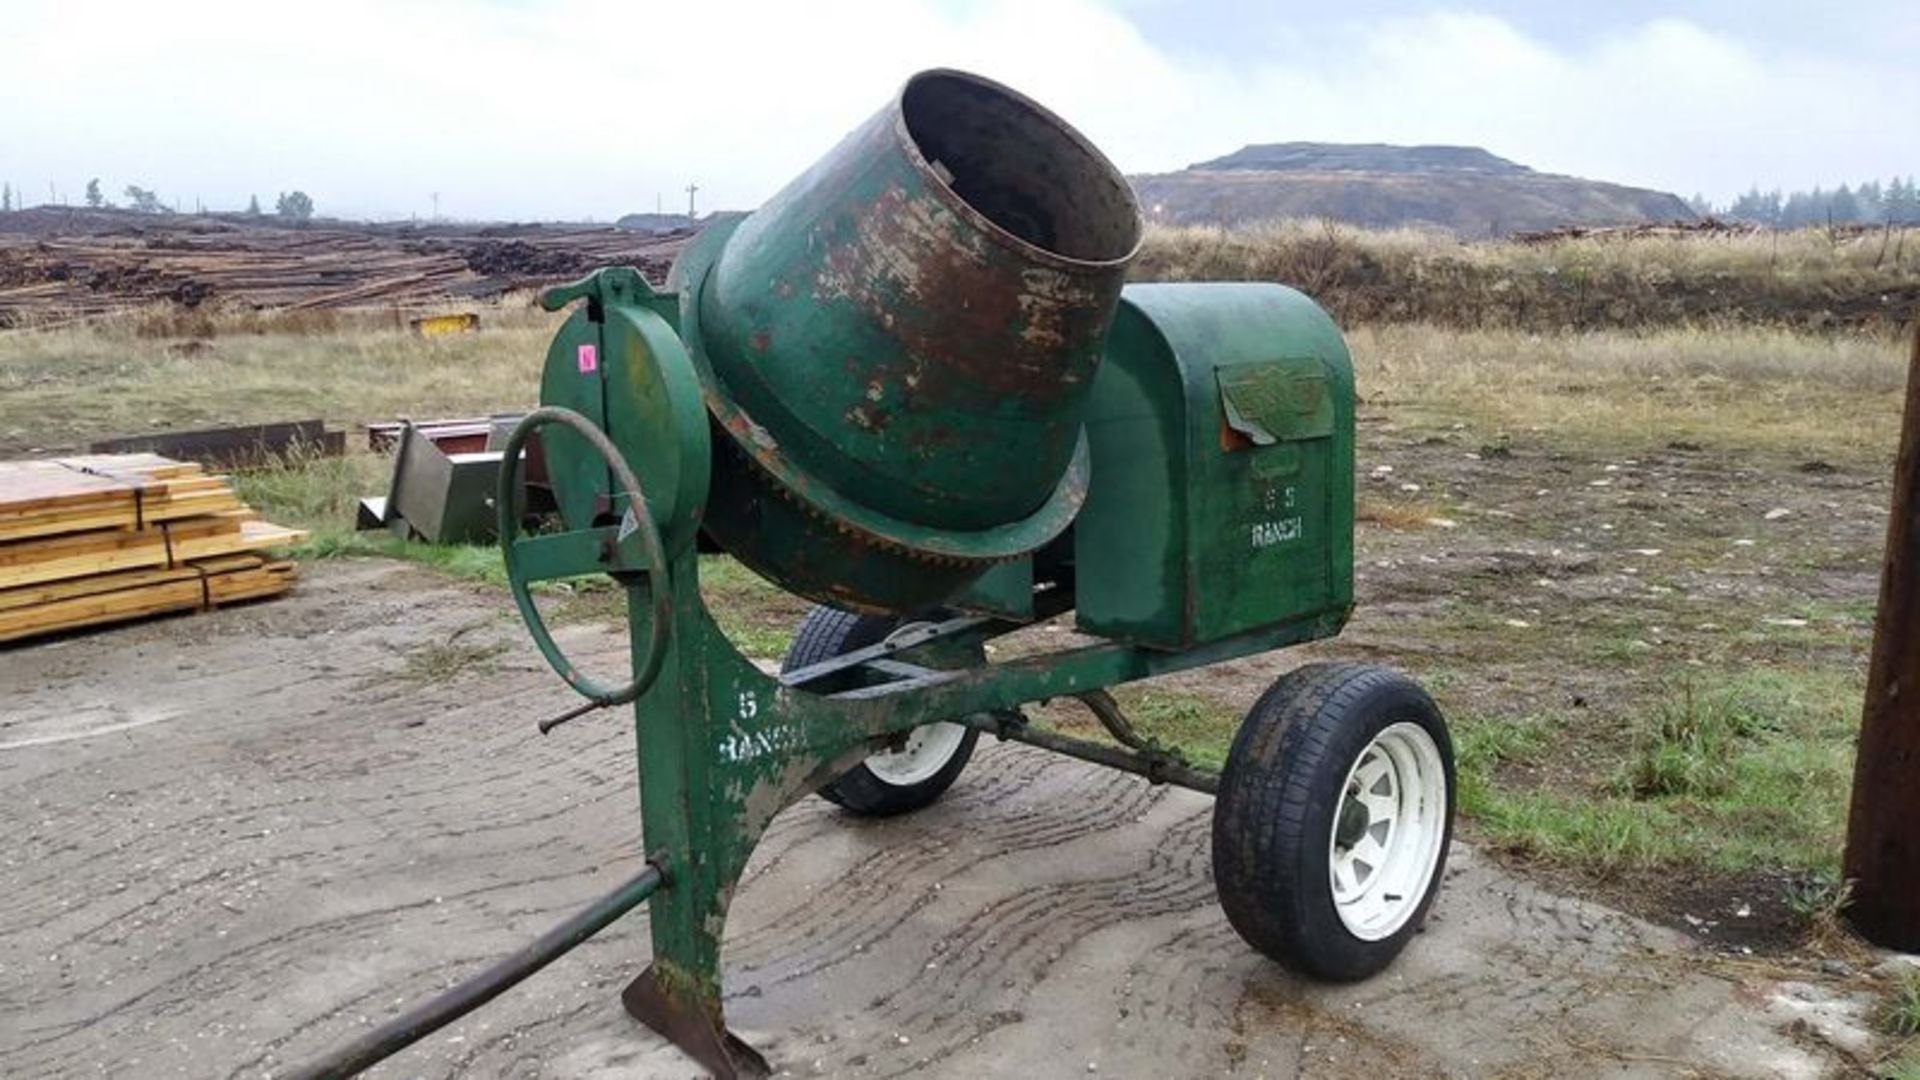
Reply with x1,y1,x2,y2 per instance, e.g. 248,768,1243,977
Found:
497,406,672,707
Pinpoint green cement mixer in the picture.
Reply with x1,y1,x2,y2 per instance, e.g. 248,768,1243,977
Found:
293,68,1455,1080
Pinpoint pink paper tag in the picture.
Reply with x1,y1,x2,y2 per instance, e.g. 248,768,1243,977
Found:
577,344,598,373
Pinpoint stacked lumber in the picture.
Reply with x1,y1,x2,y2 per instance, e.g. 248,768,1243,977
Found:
0,454,307,643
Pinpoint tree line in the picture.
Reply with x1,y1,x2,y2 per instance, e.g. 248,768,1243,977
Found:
1691,178,1920,227
0,180,314,222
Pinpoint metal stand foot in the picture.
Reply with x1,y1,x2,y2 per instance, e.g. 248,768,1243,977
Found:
622,966,771,1080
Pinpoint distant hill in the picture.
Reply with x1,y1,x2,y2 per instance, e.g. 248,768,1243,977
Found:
616,212,700,234
1131,143,1696,236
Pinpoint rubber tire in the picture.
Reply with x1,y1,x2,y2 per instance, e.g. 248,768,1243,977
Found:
781,605,979,817
1212,662,1455,981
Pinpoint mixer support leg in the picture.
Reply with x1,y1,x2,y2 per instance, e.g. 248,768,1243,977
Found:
616,556,839,1078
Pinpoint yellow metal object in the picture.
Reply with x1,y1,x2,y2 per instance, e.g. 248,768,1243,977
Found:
410,312,480,337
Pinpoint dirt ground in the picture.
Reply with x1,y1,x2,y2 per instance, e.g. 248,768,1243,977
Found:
1344,423,1881,879
0,558,1886,1079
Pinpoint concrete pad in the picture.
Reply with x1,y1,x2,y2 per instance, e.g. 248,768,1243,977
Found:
0,561,1865,1078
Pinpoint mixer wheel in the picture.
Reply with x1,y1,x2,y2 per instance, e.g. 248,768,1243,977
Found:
782,606,979,816
1212,663,1454,981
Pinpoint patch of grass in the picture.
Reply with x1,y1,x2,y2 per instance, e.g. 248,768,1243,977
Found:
1591,634,1656,665
1468,790,1689,866
698,558,809,660
1345,323,1908,466
1883,969,1920,1039
1035,673,1852,876
1615,679,1757,799
1783,870,1855,948
1453,712,1555,778
1108,689,1242,770
304,528,803,660
1457,668,1861,874
397,626,507,684
1783,871,1850,921
1883,1055,1920,1080
1356,494,1451,530
1023,687,1240,771
231,450,387,533
1448,713,1693,866
299,529,512,587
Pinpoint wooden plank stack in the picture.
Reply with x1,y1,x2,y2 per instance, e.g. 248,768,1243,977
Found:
0,454,307,643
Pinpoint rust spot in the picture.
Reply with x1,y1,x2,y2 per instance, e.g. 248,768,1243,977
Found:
809,181,1118,415
749,330,771,353
845,404,891,432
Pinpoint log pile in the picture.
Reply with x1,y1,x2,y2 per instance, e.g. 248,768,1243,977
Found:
0,208,691,326
0,454,306,642
1508,217,1766,244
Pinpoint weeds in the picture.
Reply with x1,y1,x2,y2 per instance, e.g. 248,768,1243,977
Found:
1459,669,1858,874
1783,871,1852,922
1617,680,1750,799
698,558,810,660
1784,871,1856,947
1445,712,1688,866
1108,690,1242,770
1468,792,1684,867
1453,713,1554,778
1356,495,1451,530
1018,665,1855,878
398,624,507,684
1592,635,1655,665
298,530,512,587
1882,969,1920,1039
231,449,386,532
1882,1055,1920,1080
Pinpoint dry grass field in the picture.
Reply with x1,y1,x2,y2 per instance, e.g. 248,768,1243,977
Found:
0,301,561,453
2,223,1916,1071
3,297,1905,466
1137,219,1920,332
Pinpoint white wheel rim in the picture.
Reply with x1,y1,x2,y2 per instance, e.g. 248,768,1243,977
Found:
1326,721,1448,941
865,722,968,787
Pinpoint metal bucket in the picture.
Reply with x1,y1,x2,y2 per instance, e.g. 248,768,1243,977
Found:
674,68,1142,612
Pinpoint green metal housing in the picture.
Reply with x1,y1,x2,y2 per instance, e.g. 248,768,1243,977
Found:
1072,283,1356,649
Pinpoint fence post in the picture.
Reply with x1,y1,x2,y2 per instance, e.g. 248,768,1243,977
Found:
1844,321,1920,950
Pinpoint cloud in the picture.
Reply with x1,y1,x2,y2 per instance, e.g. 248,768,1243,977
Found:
0,1,1911,220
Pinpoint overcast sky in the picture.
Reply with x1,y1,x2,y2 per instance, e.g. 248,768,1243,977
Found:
2,0,1913,221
